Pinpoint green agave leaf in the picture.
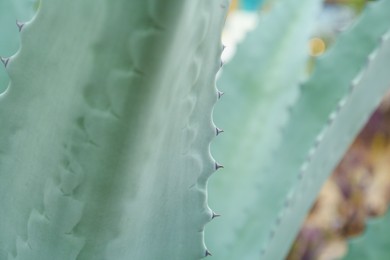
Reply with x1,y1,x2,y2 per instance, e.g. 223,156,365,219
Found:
344,208,390,260
0,0,19,93
207,0,322,258
263,27,390,260
0,0,36,92
208,1,390,259
0,0,228,259
12,0,37,22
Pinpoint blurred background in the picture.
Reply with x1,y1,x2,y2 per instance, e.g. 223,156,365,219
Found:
222,0,390,259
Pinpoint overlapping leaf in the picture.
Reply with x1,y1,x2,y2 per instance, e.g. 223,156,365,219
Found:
207,1,390,259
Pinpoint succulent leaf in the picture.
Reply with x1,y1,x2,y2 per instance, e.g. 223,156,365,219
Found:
263,27,390,260
0,0,228,259
207,0,322,258
0,0,18,92
0,0,35,92
207,1,390,259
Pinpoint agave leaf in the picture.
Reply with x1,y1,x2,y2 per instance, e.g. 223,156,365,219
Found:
0,0,228,259
0,0,19,92
344,208,390,260
207,0,322,258
12,0,37,22
263,27,390,260
0,0,36,92
208,1,390,259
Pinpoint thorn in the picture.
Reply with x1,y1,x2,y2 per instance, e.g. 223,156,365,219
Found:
300,161,309,171
307,148,315,160
327,112,336,125
337,97,347,109
351,79,359,87
381,32,390,42
329,111,337,122
367,52,375,63
222,44,226,51
16,20,24,32
215,162,224,171
315,132,325,146
220,60,224,68
0,57,9,67
351,73,362,89
216,127,224,136
212,212,221,219
205,250,212,257
217,91,224,99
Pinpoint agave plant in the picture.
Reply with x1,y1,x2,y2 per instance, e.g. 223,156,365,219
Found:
0,0,390,259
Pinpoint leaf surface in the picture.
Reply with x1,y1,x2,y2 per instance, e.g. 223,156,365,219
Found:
0,0,228,259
